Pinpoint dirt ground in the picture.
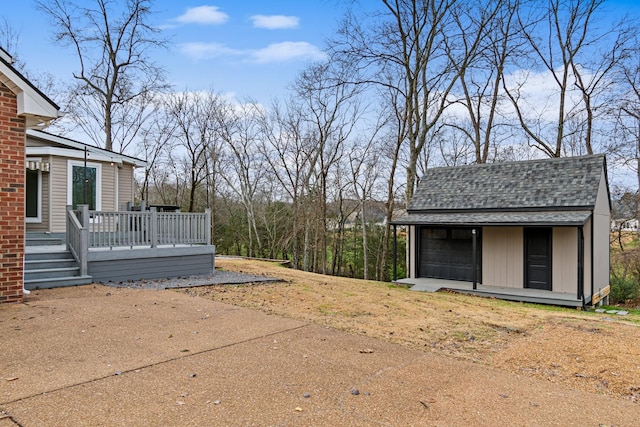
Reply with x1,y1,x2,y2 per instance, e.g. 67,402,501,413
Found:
183,258,640,404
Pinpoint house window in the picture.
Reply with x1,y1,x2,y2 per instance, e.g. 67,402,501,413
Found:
68,161,102,210
25,167,41,222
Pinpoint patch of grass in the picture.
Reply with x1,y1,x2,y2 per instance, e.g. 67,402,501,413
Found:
387,283,411,290
318,304,339,316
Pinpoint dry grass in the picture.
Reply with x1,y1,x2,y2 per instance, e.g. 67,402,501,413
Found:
182,257,640,403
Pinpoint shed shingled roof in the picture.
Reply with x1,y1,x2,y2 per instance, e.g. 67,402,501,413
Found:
407,155,606,213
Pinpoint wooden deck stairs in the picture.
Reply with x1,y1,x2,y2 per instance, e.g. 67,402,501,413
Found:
24,233,93,290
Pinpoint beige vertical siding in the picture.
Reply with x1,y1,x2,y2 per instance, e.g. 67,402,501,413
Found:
101,163,115,211
584,218,593,298
592,170,610,295
41,163,50,231
551,227,577,294
118,165,134,210
49,156,69,233
481,227,523,288
409,225,416,279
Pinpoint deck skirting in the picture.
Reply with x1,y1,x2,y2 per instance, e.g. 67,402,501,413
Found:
87,245,215,282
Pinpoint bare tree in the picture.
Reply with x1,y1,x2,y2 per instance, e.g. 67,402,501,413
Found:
503,0,626,158
164,90,220,212
38,0,169,152
257,98,317,268
0,19,23,67
348,136,382,280
215,99,267,257
136,98,177,202
331,0,489,205
0,19,63,103
292,61,362,273
613,39,640,190
448,0,520,163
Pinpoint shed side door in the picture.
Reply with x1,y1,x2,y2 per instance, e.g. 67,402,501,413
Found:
524,228,552,291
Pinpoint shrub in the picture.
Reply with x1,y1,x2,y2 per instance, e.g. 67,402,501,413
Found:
609,275,640,304
610,247,640,304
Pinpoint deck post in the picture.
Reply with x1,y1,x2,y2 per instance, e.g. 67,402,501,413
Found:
77,204,89,276
472,228,477,290
205,209,212,245
150,207,157,248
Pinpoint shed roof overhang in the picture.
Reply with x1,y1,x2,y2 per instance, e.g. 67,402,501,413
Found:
391,210,593,227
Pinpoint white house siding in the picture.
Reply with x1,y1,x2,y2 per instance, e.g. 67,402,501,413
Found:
481,227,523,288
593,170,611,294
551,227,578,294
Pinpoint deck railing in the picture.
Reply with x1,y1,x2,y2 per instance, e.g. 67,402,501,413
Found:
66,206,88,276
68,205,211,250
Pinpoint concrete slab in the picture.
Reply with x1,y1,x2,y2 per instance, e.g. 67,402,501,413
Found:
1,285,638,426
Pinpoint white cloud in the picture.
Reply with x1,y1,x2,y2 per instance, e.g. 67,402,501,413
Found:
251,15,299,30
503,67,584,122
179,42,240,60
176,6,229,25
251,42,327,63
180,41,327,64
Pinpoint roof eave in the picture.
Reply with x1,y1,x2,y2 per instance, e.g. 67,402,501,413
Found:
0,56,60,127
26,129,148,168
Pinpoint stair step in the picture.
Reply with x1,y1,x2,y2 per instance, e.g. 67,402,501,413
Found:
25,233,65,247
25,259,77,270
24,266,81,280
23,249,93,288
25,251,73,261
25,237,65,246
24,275,93,290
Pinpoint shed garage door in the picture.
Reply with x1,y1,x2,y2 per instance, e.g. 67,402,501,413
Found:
419,227,480,281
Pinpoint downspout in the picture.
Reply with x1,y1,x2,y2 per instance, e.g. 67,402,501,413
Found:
472,228,477,290
407,226,411,278
22,254,30,295
393,224,397,281
590,214,595,304
577,226,584,305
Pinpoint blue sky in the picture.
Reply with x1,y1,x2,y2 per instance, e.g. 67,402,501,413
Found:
2,0,372,104
2,0,638,112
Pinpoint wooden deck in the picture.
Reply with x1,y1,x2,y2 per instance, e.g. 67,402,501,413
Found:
25,242,215,285
396,277,585,307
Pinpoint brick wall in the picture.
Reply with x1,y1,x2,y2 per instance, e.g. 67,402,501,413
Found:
0,82,26,304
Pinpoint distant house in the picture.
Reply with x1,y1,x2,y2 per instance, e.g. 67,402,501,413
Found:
25,129,146,237
611,218,638,233
0,48,60,304
392,155,611,307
